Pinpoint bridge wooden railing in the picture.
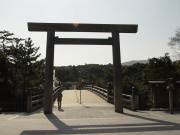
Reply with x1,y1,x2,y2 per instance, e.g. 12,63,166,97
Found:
0,101,26,112
27,85,65,112
122,94,139,111
52,86,65,102
83,85,139,111
84,85,108,100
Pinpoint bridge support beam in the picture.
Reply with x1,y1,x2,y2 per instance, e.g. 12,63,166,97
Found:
44,29,55,114
112,31,123,113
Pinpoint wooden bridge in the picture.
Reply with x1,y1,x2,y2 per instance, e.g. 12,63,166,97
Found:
25,85,139,113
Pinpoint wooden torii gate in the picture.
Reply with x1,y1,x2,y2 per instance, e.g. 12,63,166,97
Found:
28,22,138,114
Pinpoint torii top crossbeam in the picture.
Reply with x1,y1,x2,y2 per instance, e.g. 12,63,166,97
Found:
28,22,138,33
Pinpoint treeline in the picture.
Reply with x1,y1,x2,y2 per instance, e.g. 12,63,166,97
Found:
55,53,180,108
0,31,44,102
55,64,113,88
56,53,179,87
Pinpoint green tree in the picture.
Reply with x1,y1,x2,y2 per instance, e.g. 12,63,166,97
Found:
0,30,44,100
122,63,147,81
103,63,113,83
30,59,45,92
172,60,180,79
168,28,180,59
144,53,174,80
0,50,14,100
122,76,139,95
6,38,41,97
0,30,14,54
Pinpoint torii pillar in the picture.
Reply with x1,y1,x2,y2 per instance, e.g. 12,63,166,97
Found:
44,29,55,113
112,31,123,112
27,22,138,114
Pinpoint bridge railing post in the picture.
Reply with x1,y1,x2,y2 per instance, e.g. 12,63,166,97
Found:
27,89,32,113
91,81,94,91
107,83,110,103
166,79,175,114
133,95,139,111
131,88,139,111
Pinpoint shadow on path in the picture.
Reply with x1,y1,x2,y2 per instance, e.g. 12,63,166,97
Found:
20,111,180,135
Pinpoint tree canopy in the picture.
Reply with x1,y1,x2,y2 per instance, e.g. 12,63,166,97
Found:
0,30,44,101
169,28,180,59
144,53,175,80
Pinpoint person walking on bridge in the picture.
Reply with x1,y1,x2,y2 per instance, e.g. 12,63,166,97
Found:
57,92,62,110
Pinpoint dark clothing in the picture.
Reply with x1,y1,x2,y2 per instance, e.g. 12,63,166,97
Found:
57,92,62,110
57,93,62,101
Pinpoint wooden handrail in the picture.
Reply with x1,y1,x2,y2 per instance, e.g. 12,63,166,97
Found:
83,84,139,111
27,85,65,112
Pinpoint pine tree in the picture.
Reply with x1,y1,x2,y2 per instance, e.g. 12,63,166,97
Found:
0,30,44,100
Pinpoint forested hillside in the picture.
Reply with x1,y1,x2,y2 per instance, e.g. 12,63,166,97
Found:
55,53,179,87
55,54,179,109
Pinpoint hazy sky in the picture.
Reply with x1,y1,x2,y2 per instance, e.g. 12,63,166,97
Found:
1,0,180,66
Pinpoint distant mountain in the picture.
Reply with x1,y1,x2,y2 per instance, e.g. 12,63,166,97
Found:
122,60,148,66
